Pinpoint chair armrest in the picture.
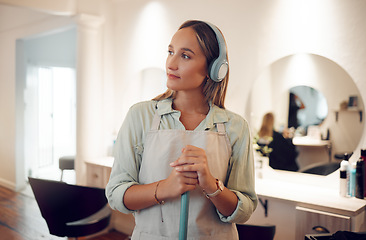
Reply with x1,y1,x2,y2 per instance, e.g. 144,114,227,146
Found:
66,205,111,226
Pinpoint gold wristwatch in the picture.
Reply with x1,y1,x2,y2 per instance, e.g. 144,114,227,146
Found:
205,178,224,198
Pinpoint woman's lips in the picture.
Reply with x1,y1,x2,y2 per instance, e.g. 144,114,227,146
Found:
167,73,180,79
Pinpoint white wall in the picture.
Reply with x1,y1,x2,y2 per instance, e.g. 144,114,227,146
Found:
1,0,366,190
112,0,366,162
23,28,76,67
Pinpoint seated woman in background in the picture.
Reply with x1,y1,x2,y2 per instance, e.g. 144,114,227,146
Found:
258,112,299,171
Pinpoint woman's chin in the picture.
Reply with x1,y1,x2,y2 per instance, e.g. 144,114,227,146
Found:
166,82,180,91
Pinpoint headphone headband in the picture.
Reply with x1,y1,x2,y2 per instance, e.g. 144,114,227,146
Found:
205,22,229,82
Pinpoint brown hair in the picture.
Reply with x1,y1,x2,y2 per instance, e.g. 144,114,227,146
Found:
153,20,229,108
258,112,274,138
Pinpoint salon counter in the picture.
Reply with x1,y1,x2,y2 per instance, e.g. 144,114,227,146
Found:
85,157,366,240
292,136,332,168
247,164,366,240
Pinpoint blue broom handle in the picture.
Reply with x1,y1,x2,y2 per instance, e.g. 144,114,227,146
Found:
179,191,190,240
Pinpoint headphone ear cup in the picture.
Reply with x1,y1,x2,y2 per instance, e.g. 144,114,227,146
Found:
205,22,229,82
209,56,228,82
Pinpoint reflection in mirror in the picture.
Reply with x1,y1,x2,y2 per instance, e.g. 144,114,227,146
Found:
288,85,328,131
256,112,299,172
248,53,365,173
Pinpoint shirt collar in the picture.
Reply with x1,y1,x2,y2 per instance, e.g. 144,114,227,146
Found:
156,98,177,115
156,98,229,126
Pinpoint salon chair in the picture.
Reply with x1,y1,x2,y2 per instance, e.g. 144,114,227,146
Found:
236,224,276,240
300,162,340,176
28,177,111,239
334,152,353,161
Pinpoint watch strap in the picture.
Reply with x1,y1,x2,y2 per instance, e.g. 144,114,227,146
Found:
204,179,223,198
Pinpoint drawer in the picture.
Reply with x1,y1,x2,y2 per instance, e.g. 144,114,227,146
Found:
296,206,351,240
86,164,111,188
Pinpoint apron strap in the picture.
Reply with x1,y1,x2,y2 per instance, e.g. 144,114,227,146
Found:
151,112,161,130
216,123,226,135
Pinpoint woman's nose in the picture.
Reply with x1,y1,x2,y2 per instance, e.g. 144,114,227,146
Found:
166,55,178,70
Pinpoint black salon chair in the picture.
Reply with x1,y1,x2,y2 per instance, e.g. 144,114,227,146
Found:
236,224,276,240
28,177,111,239
300,162,340,176
334,152,353,161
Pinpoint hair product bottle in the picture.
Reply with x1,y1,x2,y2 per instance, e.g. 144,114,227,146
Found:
361,149,366,197
356,155,365,199
349,162,356,197
340,155,350,197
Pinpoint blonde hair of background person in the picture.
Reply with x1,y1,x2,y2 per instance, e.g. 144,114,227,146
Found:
258,112,274,139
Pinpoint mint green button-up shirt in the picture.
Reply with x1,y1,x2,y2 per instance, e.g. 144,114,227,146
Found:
106,98,257,223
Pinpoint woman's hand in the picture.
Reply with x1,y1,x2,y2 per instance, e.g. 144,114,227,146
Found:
126,145,238,217
157,145,218,202
169,145,217,194
159,164,198,200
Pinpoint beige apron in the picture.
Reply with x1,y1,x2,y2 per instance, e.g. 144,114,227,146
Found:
131,112,238,240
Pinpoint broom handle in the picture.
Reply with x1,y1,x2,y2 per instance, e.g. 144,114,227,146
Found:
179,191,190,240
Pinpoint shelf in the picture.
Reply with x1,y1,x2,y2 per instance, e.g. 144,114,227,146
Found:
334,109,363,122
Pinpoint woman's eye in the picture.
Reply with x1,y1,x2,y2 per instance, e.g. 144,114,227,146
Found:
168,50,174,55
182,54,190,59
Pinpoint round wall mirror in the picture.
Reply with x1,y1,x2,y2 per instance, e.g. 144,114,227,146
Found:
248,53,365,171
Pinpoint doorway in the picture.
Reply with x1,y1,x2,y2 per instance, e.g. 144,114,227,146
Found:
16,26,77,185
24,65,76,182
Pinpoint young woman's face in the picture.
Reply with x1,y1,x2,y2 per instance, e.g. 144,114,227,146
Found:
166,27,208,92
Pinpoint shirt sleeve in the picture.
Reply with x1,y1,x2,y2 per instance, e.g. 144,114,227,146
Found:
218,114,258,223
105,104,147,214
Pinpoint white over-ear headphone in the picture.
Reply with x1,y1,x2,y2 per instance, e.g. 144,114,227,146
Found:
205,22,229,82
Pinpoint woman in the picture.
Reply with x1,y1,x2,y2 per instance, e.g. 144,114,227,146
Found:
258,112,299,171
106,20,257,239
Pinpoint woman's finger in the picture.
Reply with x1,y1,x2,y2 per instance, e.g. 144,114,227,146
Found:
182,171,198,179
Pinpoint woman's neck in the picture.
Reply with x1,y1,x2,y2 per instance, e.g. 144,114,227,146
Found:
172,91,209,130
173,92,209,115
